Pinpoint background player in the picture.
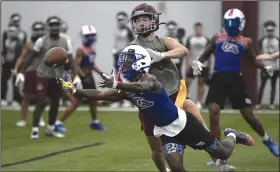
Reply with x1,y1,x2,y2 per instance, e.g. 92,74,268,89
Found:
111,11,135,108
55,25,107,132
21,16,75,139
13,21,46,127
257,51,279,60
58,45,254,172
191,9,279,162
185,22,210,109
255,20,279,110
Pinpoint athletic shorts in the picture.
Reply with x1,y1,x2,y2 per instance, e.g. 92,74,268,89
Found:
24,71,37,94
161,111,216,150
139,80,189,136
36,74,62,98
205,72,252,109
81,73,96,89
186,66,209,81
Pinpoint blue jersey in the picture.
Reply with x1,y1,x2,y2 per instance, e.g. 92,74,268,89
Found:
80,44,96,68
127,87,179,127
214,33,249,72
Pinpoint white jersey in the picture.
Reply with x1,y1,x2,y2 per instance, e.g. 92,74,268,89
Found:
259,36,279,70
186,35,209,66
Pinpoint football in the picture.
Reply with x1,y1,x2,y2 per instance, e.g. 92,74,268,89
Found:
44,47,68,68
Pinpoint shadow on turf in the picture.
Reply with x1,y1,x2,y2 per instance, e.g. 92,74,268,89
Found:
1,142,104,168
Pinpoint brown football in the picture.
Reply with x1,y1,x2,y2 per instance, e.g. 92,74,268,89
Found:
44,47,68,68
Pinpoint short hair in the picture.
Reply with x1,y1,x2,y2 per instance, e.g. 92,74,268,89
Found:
167,20,177,27
116,11,128,18
194,22,202,28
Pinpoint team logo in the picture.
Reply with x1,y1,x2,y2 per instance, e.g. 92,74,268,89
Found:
221,41,239,54
135,10,145,15
132,97,154,109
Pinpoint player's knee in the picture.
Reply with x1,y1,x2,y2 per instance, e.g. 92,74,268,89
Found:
208,103,220,116
168,163,185,172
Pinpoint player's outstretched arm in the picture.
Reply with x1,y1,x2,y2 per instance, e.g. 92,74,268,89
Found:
14,42,31,72
162,37,188,58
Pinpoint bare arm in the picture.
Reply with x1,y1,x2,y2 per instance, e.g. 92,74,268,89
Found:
198,35,216,63
74,89,125,101
92,64,104,76
246,38,265,69
74,48,86,77
162,37,188,58
270,51,279,59
14,42,31,70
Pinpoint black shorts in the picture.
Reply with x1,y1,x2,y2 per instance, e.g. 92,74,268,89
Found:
161,112,216,150
205,72,252,109
186,66,209,81
81,73,96,89
260,70,280,80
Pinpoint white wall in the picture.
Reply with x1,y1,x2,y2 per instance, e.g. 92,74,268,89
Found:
2,1,278,105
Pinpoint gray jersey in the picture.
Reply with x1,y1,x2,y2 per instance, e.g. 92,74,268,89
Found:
34,34,72,78
131,36,180,96
25,42,40,72
259,36,279,70
186,35,209,65
113,26,135,53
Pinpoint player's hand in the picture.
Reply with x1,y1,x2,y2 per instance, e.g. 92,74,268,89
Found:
56,74,76,94
15,73,25,87
73,75,83,89
99,68,119,89
191,60,205,75
264,65,274,77
146,49,165,63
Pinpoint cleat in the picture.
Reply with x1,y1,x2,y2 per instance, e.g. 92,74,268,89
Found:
216,159,236,172
16,120,26,127
224,128,254,146
30,131,39,139
206,161,216,166
263,138,279,157
255,104,261,110
39,118,46,127
55,123,68,132
45,126,65,138
90,121,107,131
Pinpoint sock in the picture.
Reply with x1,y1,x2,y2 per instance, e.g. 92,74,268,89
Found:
92,119,100,123
262,133,269,141
227,132,236,142
55,120,63,125
32,127,39,132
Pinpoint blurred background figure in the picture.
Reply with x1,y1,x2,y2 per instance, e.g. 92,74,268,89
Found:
111,11,135,108
13,21,46,127
256,20,279,110
165,21,184,79
185,22,210,109
1,23,25,107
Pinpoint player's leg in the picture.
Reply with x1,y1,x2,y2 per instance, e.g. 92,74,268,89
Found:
269,70,279,110
161,136,186,172
82,73,106,130
197,76,204,109
139,112,170,172
1,63,12,104
185,66,195,91
31,76,49,139
45,79,64,138
256,70,268,109
229,75,279,157
16,71,36,127
55,93,79,132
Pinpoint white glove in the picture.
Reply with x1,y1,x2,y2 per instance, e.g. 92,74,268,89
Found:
15,73,25,87
191,60,205,76
146,49,165,63
264,65,274,77
73,76,83,89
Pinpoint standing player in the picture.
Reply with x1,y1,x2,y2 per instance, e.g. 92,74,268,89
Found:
55,25,107,132
57,44,254,172
111,11,135,108
126,3,235,171
255,20,279,110
13,21,46,127
21,16,75,139
185,22,210,109
191,9,279,159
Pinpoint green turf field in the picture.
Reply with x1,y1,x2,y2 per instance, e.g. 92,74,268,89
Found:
1,110,279,171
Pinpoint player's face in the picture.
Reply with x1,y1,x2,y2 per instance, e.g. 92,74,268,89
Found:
84,34,97,46
266,30,275,37
7,27,19,40
117,17,128,28
167,24,177,36
49,23,61,35
195,25,202,36
134,15,152,33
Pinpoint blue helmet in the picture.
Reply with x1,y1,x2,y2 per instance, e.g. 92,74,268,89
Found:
223,8,246,37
